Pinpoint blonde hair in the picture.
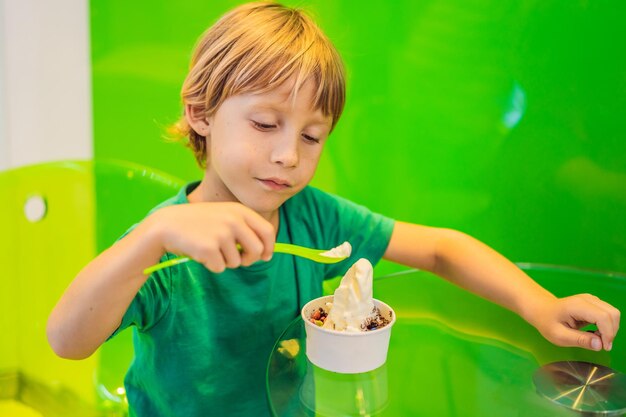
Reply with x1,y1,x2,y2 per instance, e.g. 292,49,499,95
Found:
171,1,346,167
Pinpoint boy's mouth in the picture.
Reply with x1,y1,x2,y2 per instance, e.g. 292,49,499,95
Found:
257,177,292,190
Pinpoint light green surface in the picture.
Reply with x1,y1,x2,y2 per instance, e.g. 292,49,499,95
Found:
91,0,626,275
0,160,183,416
0,401,43,417
268,266,626,417
0,161,99,406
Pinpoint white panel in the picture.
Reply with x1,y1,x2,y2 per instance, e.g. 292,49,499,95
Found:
0,0,8,170
0,0,92,170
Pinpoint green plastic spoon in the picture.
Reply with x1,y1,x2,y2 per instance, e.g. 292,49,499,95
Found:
143,242,350,275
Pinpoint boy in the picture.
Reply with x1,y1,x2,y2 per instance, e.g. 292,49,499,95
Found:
47,2,620,416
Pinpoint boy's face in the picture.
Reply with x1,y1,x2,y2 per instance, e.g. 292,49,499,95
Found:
202,78,332,219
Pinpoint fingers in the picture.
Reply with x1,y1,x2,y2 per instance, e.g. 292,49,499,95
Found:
562,295,620,351
220,237,242,269
579,294,621,344
233,224,265,267
201,204,275,272
196,242,227,274
551,326,603,351
241,209,275,262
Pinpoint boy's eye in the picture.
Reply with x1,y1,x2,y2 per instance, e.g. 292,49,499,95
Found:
252,120,320,143
252,120,276,130
302,134,320,144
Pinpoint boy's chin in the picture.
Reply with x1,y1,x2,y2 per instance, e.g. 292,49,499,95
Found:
239,194,290,215
235,183,305,214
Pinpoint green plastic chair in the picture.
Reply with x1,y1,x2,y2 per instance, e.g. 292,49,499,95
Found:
0,160,184,417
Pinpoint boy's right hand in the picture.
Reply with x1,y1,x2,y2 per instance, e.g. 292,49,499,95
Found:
149,202,276,273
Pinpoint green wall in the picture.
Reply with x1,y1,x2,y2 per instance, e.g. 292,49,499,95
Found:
91,1,626,274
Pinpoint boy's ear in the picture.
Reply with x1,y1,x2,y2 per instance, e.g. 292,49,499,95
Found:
185,104,210,136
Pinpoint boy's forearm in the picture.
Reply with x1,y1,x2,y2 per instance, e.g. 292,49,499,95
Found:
433,229,556,326
386,223,618,351
47,214,166,359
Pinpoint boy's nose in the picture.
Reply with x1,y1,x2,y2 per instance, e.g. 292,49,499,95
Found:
270,135,299,168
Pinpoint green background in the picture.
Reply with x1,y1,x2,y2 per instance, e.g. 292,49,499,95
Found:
91,0,626,274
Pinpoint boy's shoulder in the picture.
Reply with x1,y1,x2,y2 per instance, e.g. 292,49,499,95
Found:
146,181,196,215
118,182,192,240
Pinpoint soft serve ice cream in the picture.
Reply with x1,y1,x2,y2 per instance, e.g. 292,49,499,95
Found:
317,258,389,332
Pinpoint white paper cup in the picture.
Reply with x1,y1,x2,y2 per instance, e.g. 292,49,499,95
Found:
301,295,396,374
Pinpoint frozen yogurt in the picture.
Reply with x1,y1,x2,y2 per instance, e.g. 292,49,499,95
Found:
320,258,388,332
320,241,352,258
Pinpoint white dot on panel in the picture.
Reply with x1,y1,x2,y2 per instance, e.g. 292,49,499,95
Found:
24,195,47,222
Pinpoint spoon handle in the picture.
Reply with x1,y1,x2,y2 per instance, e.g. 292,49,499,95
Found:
143,256,190,275
143,242,346,275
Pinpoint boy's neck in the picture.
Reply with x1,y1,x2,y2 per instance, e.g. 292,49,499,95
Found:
187,180,280,231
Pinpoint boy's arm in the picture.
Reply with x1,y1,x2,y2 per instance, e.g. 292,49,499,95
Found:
47,202,275,360
383,221,620,351
46,216,164,359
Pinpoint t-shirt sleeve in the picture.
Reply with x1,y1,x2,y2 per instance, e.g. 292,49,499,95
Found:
300,188,395,279
107,231,174,339
108,266,173,339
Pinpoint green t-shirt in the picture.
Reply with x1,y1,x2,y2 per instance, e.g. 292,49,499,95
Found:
110,183,395,417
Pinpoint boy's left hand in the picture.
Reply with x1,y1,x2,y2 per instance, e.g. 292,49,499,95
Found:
529,294,620,351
